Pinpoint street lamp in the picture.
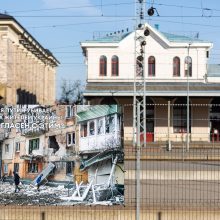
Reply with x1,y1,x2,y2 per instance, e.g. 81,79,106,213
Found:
186,43,191,152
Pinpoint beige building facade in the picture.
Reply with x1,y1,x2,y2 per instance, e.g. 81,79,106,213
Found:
0,13,59,105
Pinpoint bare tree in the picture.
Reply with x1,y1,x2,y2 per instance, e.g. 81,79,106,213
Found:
59,79,84,104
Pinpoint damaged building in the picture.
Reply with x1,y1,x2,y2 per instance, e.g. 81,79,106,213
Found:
0,105,77,183
76,105,124,187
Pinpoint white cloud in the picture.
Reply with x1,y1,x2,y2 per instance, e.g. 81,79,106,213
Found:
42,0,101,16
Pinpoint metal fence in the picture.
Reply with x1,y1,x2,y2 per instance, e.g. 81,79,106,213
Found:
1,104,220,219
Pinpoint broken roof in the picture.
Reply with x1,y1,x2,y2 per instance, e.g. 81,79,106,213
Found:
80,148,123,171
77,105,120,122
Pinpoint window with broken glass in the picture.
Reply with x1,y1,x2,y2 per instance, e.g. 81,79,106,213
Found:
67,132,75,146
29,138,39,154
97,118,104,135
89,121,95,136
80,122,87,137
105,115,115,134
28,163,38,173
66,105,74,118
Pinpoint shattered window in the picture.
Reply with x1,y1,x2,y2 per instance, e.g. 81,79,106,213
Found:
29,138,40,154
80,123,87,137
49,136,59,153
66,162,73,175
105,115,115,133
14,163,19,173
28,163,38,173
97,118,104,135
89,121,95,136
67,132,75,146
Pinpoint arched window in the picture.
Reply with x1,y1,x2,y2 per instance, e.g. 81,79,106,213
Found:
111,55,119,76
148,56,155,77
100,55,107,76
173,98,191,133
173,56,180,77
184,56,192,77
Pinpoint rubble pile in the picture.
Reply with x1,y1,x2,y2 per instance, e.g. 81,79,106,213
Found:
0,182,72,205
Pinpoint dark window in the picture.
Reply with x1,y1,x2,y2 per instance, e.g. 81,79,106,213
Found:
14,163,19,173
173,56,180,77
100,55,107,76
105,115,115,133
66,162,73,175
148,56,155,76
173,98,191,133
29,138,39,154
28,163,38,173
111,55,119,76
206,51,209,58
184,56,192,77
89,121,95,136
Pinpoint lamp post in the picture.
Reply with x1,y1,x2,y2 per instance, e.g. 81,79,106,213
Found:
186,43,191,152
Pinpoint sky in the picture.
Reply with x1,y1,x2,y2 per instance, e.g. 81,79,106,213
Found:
1,0,220,98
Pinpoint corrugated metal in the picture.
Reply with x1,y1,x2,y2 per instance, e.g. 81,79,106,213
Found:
161,32,208,43
85,82,220,92
77,105,119,122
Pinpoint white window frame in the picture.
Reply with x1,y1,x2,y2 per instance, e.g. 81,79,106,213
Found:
66,132,75,146
97,118,104,135
15,142,20,152
66,105,74,118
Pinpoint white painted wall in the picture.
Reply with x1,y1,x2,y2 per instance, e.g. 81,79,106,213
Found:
83,26,211,83
79,114,120,152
